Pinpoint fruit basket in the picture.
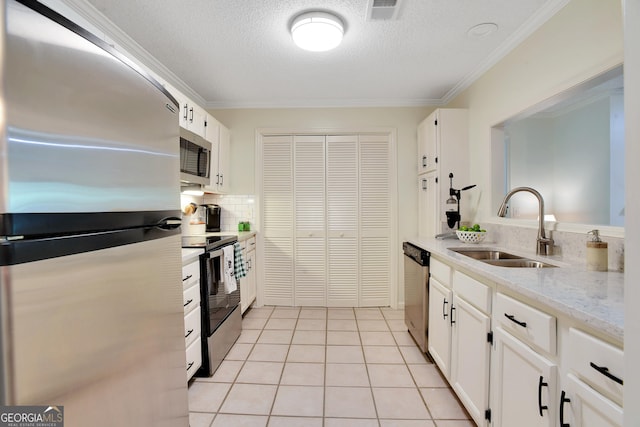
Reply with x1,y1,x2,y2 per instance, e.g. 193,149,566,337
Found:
455,230,487,244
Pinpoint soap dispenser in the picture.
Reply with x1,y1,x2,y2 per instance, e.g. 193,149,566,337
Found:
586,230,608,271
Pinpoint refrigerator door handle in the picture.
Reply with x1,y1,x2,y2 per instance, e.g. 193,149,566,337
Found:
156,217,182,230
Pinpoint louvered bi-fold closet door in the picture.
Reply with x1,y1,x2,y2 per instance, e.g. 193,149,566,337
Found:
262,135,294,306
294,136,327,306
359,134,391,306
326,136,359,307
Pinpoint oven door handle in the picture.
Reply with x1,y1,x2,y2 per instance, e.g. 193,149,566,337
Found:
204,248,224,259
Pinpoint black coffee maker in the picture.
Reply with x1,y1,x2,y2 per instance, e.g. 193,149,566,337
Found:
200,204,221,232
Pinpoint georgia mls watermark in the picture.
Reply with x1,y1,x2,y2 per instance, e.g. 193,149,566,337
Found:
0,406,63,427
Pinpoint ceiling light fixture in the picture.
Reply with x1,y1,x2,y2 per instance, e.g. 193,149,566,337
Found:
291,11,344,52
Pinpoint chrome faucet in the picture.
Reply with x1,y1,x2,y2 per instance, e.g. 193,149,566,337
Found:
497,187,554,255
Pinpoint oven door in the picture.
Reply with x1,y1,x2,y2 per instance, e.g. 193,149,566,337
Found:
201,246,241,336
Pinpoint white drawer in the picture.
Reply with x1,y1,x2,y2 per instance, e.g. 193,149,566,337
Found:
239,240,247,251
430,257,451,287
247,236,256,249
495,293,556,354
186,337,202,381
183,283,200,315
182,260,200,290
568,328,623,405
184,307,201,347
452,270,491,314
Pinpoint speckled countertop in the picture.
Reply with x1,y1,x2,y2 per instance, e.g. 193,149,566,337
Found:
408,237,624,343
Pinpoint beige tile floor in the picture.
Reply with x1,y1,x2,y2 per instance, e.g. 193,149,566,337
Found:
188,306,474,427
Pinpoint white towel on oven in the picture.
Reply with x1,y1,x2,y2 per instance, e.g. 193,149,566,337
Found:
223,245,237,293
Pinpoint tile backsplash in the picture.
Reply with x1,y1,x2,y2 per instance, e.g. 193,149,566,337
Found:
203,194,255,232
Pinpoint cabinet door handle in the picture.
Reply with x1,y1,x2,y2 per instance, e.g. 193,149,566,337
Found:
538,376,549,416
560,390,571,427
189,107,194,123
187,361,194,371
182,274,193,282
183,104,188,121
183,298,193,308
442,298,448,319
216,173,220,185
450,305,456,325
185,329,194,338
220,174,224,185
590,362,623,385
504,313,527,328
422,155,427,168
421,178,427,190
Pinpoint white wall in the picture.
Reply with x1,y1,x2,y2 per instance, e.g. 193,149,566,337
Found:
446,0,624,222
208,107,432,305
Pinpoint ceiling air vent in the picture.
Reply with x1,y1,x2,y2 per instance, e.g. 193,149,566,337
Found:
366,0,402,21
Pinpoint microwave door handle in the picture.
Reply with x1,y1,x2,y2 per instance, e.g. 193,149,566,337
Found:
197,149,203,177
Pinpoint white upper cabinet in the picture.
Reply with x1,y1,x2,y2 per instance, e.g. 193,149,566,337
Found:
416,109,469,236
217,124,231,193
181,99,206,138
203,114,230,194
417,116,438,174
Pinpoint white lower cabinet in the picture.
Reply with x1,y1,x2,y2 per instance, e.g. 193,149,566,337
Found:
492,327,557,427
450,295,491,426
562,374,623,427
559,327,624,427
420,252,624,427
427,260,492,426
240,236,257,314
240,236,257,313
428,277,452,377
182,259,201,381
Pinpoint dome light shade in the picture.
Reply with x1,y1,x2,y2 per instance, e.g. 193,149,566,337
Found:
291,12,344,52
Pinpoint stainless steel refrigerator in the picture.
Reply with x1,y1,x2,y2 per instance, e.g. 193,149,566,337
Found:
1,0,189,425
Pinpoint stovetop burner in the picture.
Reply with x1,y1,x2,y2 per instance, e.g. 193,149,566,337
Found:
181,234,237,251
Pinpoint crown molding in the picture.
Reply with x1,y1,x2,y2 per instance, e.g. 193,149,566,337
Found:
205,98,444,110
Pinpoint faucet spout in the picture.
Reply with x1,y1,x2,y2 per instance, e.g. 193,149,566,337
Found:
497,187,554,255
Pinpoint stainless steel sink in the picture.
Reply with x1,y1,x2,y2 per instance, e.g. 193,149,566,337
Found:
482,259,556,268
450,248,523,260
450,248,557,268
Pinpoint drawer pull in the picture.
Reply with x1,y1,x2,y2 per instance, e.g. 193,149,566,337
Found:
185,329,194,338
560,390,571,427
590,362,623,385
538,376,549,416
450,305,456,326
184,298,193,307
187,361,194,371
442,298,448,319
505,313,527,328
182,274,193,282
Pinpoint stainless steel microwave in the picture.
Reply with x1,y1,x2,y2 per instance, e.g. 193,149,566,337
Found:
180,128,211,185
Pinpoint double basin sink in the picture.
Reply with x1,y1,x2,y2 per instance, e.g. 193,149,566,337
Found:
450,248,556,268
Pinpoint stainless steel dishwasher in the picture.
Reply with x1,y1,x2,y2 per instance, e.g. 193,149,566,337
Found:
403,242,430,353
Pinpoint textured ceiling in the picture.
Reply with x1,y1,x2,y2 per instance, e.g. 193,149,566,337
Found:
83,0,566,108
